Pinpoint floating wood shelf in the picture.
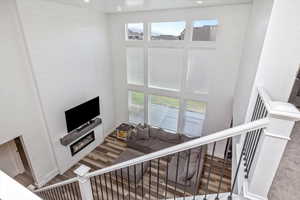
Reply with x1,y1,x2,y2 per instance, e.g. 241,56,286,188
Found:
60,118,102,146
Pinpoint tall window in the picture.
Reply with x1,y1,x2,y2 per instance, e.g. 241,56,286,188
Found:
125,21,214,136
149,95,179,132
128,91,144,124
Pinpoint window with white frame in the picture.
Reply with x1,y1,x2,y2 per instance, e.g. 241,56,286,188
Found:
125,21,213,136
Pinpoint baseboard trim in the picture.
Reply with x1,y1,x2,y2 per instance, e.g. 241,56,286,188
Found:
105,126,116,137
35,169,59,188
243,181,268,200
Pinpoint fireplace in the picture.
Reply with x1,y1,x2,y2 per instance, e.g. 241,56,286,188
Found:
70,131,95,156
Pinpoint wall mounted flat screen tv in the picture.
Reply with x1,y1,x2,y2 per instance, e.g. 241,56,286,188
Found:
65,97,100,133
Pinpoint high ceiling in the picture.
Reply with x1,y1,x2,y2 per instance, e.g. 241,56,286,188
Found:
48,0,252,13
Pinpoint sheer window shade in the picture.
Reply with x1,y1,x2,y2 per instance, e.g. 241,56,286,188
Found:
126,47,144,85
148,48,184,91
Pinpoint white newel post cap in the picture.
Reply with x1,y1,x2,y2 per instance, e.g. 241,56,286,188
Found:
74,165,91,182
269,101,300,121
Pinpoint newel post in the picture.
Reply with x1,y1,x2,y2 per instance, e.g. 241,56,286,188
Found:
74,165,93,200
245,101,300,200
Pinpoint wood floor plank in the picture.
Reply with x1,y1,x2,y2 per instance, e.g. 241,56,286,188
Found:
99,144,122,154
105,142,127,151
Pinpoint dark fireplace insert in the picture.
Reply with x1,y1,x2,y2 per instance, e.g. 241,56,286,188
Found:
70,131,95,156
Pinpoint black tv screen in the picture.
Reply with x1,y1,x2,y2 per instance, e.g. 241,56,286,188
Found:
65,97,100,132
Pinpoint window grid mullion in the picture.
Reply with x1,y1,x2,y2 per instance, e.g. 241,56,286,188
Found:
144,22,149,124
177,19,191,133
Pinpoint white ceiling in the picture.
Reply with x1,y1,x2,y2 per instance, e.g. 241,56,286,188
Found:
49,0,252,13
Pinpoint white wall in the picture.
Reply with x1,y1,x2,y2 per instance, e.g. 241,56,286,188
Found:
254,0,300,100
233,0,274,125
0,0,57,186
231,0,273,188
0,170,42,200
16,0,115,174
109,4,251,135
245,0,300,122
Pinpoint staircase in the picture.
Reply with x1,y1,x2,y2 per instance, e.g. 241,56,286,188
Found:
33,87,300,200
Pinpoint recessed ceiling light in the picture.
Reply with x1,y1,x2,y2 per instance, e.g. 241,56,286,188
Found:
83,0,90,3
196,0,203,4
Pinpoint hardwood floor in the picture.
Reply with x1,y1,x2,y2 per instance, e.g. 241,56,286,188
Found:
14,172,34,187
47,133,231,199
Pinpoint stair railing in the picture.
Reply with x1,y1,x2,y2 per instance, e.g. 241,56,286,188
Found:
35,177,81,200
35,119,268,200
34,86,300,200
230,87,300,200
